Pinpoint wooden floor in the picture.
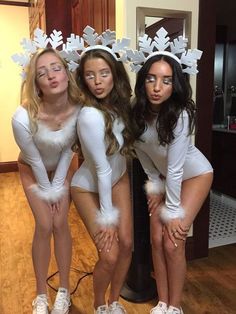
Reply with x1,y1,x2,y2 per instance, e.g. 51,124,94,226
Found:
0,172,236,314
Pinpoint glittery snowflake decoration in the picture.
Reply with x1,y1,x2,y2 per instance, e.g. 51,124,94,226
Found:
12,26,131,79
12,28,72,79
127,27,202,75
63,25,131,66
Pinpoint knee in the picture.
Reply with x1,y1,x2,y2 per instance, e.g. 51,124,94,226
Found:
35,222,52,239
163,236,185,259
119,237,132,256
151,232,163,251
99,251,118,271
53,219,69,235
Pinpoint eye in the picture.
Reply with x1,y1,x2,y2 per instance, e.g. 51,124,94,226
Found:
163,77,173,85
100,70,111,77
37,71,46,78
145,74,156,83
85,73,95,80
51,64,63,72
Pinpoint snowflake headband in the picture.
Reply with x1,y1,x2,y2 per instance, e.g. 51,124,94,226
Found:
12,26,131,79
127,27,203,75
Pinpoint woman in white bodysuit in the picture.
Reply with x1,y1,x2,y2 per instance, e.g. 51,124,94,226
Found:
132,53,213,314
12,47,81,314
71,48,134,314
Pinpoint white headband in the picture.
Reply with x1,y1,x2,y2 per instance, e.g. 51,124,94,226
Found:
127,27,203,75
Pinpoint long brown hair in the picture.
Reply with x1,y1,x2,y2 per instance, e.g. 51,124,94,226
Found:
76,49,134,156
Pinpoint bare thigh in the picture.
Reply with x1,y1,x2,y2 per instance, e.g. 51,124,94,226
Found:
181,172,213,229
112,172,133,241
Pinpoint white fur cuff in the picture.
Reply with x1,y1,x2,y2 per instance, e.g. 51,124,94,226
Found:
95,206,120,227
160,204,185,222
29,184,68,203
144,179,165,195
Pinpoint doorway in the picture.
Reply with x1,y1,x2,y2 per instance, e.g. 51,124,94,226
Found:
210,0,236,249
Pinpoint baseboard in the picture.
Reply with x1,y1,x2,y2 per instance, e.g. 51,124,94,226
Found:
0,161,18,173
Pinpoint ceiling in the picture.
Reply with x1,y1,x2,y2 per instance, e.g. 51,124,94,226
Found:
1,0,30,3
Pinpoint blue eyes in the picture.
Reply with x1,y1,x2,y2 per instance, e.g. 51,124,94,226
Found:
37,64,64,79
145,75,173,85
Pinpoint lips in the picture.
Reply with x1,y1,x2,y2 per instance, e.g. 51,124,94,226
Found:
151,94,161,101
95,88,104,95
50,81,59,88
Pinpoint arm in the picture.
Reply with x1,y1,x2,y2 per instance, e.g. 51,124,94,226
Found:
12,113,67,203
78,108,119,227
12,115,52,196
160,111,190,222
135,146,165,195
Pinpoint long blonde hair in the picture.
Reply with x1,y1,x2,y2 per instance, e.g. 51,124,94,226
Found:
21,48,81,132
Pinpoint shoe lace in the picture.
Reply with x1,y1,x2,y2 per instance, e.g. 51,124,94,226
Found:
32,296,48,314
53,291,71,310
109,302,127,313
96,305,108,313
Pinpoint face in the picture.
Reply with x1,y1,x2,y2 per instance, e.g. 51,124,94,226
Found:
83,57,114,99
36,52,69,98
145,60,173,111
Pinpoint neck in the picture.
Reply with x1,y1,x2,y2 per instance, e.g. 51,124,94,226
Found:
148,105,159,115
41,94,70,114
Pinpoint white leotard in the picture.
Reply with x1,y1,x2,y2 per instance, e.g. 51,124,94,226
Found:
135,110,213,221
12,105,80,202
71,106,126,226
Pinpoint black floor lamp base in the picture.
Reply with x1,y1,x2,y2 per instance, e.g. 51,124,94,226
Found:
120,280,157,303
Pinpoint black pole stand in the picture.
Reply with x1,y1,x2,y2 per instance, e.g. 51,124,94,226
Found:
120,159,157,302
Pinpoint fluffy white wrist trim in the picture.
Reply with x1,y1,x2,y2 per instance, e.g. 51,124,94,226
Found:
95,206,120,227
160,204,185,222
144,179,165,195
29,184,68,203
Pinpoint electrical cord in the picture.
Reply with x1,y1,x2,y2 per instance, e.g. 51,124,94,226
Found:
46,266,93,295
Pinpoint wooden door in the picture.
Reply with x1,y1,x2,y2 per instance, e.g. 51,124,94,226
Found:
72,0,115,35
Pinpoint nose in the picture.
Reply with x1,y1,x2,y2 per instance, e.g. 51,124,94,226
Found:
153,79,161,91
46,69,55,79
94,74,102,85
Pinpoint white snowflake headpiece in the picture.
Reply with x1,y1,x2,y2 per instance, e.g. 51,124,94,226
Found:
61,25,131,70
12,28,69,80
127,27,203,75
12,26,131,79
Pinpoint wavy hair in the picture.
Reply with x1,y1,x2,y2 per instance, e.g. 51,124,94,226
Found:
21,48,81,133
132,54,196,145
76,49,134,156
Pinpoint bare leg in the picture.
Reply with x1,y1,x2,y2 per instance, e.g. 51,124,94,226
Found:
52,157,77,290
18,162,53,295
150,212,169,304
71,189,119,309
164,172,213,308
109,172,133,303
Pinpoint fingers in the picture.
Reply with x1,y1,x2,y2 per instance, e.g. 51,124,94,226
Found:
94,228,118,253
147,195,163,216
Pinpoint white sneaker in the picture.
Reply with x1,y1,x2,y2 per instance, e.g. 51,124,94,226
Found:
166,306,184,314
32,294,49,314
94,304,108,314
51,287,71,314
150,301,168,314
108,301,127,313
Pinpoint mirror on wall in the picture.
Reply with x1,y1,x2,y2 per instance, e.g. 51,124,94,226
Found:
136,7,191,46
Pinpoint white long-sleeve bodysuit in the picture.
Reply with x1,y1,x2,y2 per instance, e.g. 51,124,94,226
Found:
12,105,80,202
135,110,213,221
71,107,126,226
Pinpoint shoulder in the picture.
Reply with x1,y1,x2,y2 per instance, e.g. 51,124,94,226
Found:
78,106,104,126
12,105,29,126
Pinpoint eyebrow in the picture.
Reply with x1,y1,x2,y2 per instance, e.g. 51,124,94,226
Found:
37,62,61,70
147,73,172,77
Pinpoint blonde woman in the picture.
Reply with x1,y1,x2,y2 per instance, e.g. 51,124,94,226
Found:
12,47,81,314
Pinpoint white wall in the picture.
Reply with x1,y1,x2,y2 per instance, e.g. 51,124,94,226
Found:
0,5,29,162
